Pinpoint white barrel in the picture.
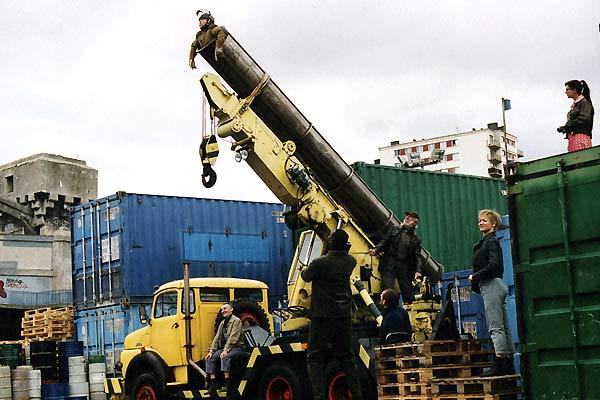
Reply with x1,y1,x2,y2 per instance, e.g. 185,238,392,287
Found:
0,365,10,400
27,370,40,400
0,387,11,400
11,366,32,400
89,392,106,400
87,362,105,394
68,356,87,384
68,381,90,398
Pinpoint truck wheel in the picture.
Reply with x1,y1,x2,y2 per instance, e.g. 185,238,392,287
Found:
324,360,377,400
215,297,271,333
258,362,309,400
129,372,166,400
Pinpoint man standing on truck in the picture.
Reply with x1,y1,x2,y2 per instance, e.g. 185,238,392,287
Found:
205,303,245,397
189,9,226,69
301,229,363,400
369,211,422,303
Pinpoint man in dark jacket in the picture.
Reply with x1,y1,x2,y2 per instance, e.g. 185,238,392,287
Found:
369,211,422,303
189,9,226,69
379,289,412,343
301,229,363,400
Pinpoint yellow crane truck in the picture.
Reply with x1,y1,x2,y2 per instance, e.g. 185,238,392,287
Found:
105,26,447,400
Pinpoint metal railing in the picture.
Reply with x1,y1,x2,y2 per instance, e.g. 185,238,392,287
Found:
0,290,72,309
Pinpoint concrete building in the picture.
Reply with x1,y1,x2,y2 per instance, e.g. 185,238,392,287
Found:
376,123,523,178
0,154,97,318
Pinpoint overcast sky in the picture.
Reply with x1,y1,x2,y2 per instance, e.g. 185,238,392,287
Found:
1,1,599,203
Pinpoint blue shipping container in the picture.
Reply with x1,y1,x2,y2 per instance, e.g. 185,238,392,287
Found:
74,303,150,374
439,215,521,373
71,192,293,310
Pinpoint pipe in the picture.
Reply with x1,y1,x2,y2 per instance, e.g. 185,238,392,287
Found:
90,205,96,303
454,274,462,333
81,208,87,305
183,263,207,379
110,309,116,377
352,277,383,327
105,200,113,300
199,35,399,241
96,204,103,301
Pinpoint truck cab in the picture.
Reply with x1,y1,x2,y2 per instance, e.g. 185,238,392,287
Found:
113,277,272,399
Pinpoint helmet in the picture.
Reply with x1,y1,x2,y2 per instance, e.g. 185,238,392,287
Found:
196,9,213,22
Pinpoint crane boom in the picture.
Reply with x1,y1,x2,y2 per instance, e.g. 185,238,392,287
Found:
199,34,398,241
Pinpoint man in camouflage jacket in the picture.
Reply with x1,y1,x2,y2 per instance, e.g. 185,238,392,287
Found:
189,9,226,69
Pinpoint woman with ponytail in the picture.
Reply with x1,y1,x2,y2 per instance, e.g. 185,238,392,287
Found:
558,80,594,152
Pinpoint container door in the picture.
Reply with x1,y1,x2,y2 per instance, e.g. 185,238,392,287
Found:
149,289,184,366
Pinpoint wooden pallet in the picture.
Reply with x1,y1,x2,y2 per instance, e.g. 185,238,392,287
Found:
377,362,493,385
430,375,520,396
23,306,72,316
21,306,74,341
378,382,431,398
379,395,519,400
377,349,494,371
377,339,492,359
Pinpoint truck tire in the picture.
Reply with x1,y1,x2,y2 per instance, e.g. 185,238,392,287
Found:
324,360,377,400
257,362,309,400
214,297,271,333
129,372,167,400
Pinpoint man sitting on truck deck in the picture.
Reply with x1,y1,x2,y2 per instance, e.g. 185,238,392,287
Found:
205,303,245,397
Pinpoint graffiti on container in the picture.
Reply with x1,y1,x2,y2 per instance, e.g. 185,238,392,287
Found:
0,281,6,298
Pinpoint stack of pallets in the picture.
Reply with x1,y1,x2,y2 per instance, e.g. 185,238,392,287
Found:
21,306,74,341
375,339,520,400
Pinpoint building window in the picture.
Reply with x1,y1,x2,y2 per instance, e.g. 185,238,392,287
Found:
446,140,456,147
5,176,14,193
411,146,417,152
423,144,429,151
446,154,453,161
434,142,441,149
448,168,456,173
400,148,406,156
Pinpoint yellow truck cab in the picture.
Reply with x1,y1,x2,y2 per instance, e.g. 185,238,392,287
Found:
109,277,272,399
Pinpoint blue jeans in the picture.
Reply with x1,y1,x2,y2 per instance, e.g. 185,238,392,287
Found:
206,347,245,373
480,278,515,355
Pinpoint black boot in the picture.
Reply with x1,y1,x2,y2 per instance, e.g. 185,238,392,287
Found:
225,379,239,400
207,380,218,397
481,356,504,377
503,357,516,375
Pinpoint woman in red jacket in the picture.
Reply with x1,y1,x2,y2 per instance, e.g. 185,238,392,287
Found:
558,80,594,152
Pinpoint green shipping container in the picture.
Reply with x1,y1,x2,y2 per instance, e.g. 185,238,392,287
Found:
352,162,507,272
507,146,600,399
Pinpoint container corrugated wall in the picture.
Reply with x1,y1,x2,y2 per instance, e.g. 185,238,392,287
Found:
74,304,148,374
71,193,293,310
507,146,600,399
352,163,507,271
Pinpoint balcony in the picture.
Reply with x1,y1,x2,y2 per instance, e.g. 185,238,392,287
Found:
487,153,502,164
487,139,501,149
488,167,503,178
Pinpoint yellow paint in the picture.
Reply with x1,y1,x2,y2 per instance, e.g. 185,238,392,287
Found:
119,277,272,389
268,345,283,354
